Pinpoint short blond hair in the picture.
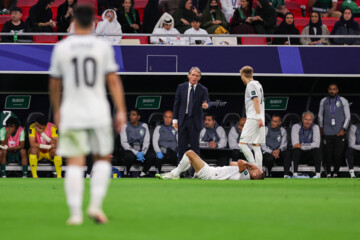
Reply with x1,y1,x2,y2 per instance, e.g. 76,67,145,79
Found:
240,66,253,79
302,111,314,120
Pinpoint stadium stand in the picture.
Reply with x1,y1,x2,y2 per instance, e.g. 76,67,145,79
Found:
33,35,58,43
285,1,302,17
241,35,267,45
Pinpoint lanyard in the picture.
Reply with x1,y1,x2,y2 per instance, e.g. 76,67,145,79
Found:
301,126,312,143
328,96,338,115
125,9,138,33
164,125,177,139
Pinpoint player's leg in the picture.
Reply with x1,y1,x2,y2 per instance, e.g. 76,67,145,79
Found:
292,148,302,177
239,119,256,163
1,149,6,177
239,143,255,163
333,136,345,177
20,149,28,178
49,148,62,178
346,148,356,178
312,148,322,178
29,147,39,178
252,143,263,170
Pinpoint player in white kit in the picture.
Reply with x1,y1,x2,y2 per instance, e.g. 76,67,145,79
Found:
156,150,264,180
49,5,127,225
238,66,265,170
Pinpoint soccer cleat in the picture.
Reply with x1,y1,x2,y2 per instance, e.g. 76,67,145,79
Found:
327,174,331,178
283,175,291,178
66,216,83,226
2,175,6,178
22,176,27,178
292,175,309,179
155,172,179,180
87,207,108,224
312,176,320,179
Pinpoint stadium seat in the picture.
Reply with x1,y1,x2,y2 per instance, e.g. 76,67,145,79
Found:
147,112,164,136
294,17,309,33
137,7,145,23
17,0,37,21
351,113,360,124
282,113,301,148
241,35,267,45
265,113,271,125
322,17,338,32
285,1,302,17
276,17,282,26
51,0,64,20
33,35,58,43
354,18,360,26
0,15,11,32
122,36,149,44
222,113,241,134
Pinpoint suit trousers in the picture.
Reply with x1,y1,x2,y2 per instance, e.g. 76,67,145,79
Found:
292,148,322,173
323,135,345,174
178,115,201,162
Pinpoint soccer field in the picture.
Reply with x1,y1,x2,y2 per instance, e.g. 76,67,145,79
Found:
0,178,359,240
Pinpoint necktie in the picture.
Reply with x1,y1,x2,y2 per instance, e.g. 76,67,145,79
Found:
188,85,195,117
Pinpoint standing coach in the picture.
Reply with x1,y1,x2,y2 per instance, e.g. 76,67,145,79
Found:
172,67,211,161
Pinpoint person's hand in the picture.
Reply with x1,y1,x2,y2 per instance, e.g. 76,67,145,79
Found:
209,141,217,149
284,41,289,45
192,7,199,15
6,126,15,137
54,111,60,131
114,111,127,134
321,12,329,18
35,125,44,134
293,143,301,149
202,101,209,109
7,146,14,151
136,152,145,162
337,129,345,137
181,18,190,25
130,24,139,30
245,17,252,23
172,123,178,131
257,119,264,128
272,149,280,159
213,20,222,25
156,152,164,159
49,20,56,28
50,137,57,149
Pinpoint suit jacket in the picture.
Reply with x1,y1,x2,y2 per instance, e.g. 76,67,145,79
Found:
173,82,211,131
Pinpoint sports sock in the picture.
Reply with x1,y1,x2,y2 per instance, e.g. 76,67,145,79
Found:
29,154,38,178
171,154,190,177
22,165,28,177
253,146,263,169
53,156,62,178
65,165,84,219
1,164,6,177
238,144,255,163
349,169,355,178
293,172,298,177
89,161,111,210
316,172,321,178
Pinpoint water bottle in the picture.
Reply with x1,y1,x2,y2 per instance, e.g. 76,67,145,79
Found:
13,31,18,43
301,5,306,17
177,33,181,45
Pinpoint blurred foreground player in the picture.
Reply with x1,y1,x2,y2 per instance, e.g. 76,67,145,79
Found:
49,5,127,225
156,150,264,180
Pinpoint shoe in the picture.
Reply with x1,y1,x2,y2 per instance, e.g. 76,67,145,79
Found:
87,207,108,224
284,175,291,178
155,172,179,180
333,173,338,178
66,216,83,225
2,175,6,178
327,174,331,178
140,172,146,177
22,176,27,178
292,175,309,179
313,176,320,179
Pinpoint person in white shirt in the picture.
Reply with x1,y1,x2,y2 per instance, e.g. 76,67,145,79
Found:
238,66,265,170
184,16,212,45
150,13,181,45
95,9,122,44
220,0,241,22
49,5,127,226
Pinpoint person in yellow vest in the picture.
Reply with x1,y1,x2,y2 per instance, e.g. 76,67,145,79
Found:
28,115,62,178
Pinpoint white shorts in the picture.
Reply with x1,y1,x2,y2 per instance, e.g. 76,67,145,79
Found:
240,119,266,144
195,165,250,180
57,126,114,157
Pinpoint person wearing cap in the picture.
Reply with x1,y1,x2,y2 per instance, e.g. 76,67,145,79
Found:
150,13,181,45
1,7,30,42
184,16,212,45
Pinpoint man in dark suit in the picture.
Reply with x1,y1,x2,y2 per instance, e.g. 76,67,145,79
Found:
173,67,211,161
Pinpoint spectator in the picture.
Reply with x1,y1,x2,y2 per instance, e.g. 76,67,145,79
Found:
300,12,330,45
346,123,360,178
143,0,163,33
0,117,27,178
318,82,350,178
228,117,247,162
1,7,30,43
159,0,181,15
173,0,199,33
261,115,291,177
120,109,155,177
341,0,360,18
201,0,229,34
254,0,277,35
199,114,228,166
117,0,141,33
98,0,121,14
0,0,16,14
151,14,181,44
220,0,241,22
229,0,257,35
331,8,360,45
193,0,208,13
28,115,62,178
291,111,322,178
152,110,178,173
184,16,212,45
269,0,288,18
308,0,342,18
272,12,300,45
96,9,122,44
26,0,55,32
57,0,76,34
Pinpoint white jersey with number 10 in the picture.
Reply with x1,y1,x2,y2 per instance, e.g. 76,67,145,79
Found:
49,35,118,129
244,80,264,121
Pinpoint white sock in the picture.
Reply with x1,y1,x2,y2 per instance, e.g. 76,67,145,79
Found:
293,172,298,177
89,161,111,210
316,172,321,178
349,169,355,177
65,165,84,218
238,144,255,163
171,154,190,177
253,146,263,169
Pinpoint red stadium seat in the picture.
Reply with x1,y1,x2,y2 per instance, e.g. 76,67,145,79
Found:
322,17,338,33
354,18,360,26
17,0,37,21
0,15,11,32
33,35,58,43
285,1,301,17
138,7,145,23
294,17,309,33
133,0,148,8
276,17,283,26
122,36,148,44
241,35,267,45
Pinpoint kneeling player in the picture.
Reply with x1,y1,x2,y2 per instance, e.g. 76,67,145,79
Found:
156,150,264,180
0,117,28,178
28,115,62,178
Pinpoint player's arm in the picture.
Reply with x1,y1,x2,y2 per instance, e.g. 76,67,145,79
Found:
237,160,250,172
8,141,25,151
106,72,127,133
49,77,62,128
29,137,40,149
252,97,264,128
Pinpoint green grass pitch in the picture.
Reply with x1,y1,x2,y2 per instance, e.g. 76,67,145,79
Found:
0,178,359,240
